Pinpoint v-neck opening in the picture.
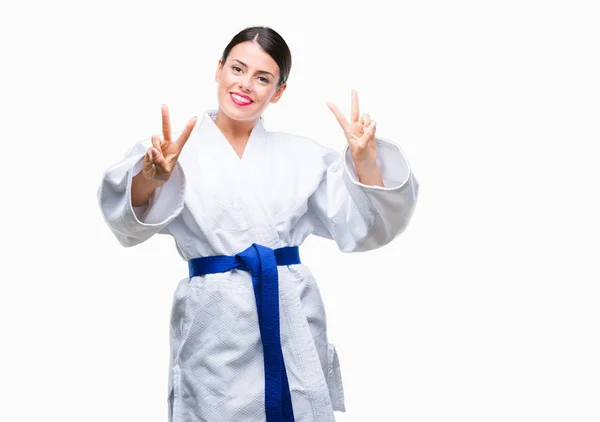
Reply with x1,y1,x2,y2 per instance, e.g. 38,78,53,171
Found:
206,109,264,163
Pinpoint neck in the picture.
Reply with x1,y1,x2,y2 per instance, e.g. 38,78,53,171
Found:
214,109,258,145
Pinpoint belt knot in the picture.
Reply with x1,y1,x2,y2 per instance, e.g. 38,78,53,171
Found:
187,243,299,421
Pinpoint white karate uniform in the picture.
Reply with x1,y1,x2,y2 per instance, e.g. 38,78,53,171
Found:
97,109,419,421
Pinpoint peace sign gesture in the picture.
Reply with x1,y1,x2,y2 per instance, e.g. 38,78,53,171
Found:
141,104,197,186
327,89,377,165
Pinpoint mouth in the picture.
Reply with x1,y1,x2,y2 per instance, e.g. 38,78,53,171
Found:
230,92,254,106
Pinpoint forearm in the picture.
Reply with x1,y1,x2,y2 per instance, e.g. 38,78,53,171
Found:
131,172,161,207
355,160,384,187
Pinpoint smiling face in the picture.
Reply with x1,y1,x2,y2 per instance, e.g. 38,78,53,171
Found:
215,41,287,122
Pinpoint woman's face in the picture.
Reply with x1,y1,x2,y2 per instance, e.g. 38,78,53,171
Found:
215,41,287,122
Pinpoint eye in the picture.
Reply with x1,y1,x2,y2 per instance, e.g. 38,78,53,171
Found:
232,65,242,73
258,77,269,83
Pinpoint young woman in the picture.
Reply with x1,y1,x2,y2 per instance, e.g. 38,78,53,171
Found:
98,26,419,422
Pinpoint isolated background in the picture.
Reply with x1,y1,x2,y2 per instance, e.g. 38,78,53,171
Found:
1,0,599,421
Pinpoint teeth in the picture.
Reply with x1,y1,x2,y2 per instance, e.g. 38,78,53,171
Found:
232,93,251,103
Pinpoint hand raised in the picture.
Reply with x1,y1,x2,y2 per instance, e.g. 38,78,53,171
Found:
141,104,197,186
327,89,377,165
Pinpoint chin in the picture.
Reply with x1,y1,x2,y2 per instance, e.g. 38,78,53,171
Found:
222,101,261,121
227,108,255,121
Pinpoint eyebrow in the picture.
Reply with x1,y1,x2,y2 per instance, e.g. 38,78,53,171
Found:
232,59,275,78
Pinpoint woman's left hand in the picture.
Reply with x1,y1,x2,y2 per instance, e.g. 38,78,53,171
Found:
327,89,377,166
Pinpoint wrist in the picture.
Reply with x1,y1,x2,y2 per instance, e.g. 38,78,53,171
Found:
137,171,166,190
353,157,378,173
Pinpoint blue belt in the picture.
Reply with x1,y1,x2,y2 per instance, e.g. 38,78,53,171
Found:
188,243,299,422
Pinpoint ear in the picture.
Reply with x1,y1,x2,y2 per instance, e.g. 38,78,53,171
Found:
215,59,223,83
270,82,287,104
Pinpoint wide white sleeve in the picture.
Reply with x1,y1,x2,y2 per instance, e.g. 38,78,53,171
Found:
307,136,419,253
97,138,187,247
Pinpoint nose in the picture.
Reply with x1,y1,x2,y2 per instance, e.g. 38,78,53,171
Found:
239,75,253,92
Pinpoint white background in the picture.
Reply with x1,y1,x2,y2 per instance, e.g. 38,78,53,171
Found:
1,0,599,421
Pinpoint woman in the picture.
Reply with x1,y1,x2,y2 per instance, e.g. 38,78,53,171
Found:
98,26,419,422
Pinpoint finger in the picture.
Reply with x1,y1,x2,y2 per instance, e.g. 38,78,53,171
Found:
152,148,169,174
152,134,162,152
360,113,371,127
326,102,348,128
363,121,376,139
175,116,198,150
143,149,154,172
351,89,359,123
362,113,371,127
162,104,172,142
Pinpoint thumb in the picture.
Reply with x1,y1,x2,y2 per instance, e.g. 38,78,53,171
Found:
151,147,169,174
359,122,376,143
363,121,376,137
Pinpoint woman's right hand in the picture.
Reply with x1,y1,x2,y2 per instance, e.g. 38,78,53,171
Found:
141,104,197,187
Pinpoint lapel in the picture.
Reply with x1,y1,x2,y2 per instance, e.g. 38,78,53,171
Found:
178,109,281,248
179,110,265,167
204,109,266,167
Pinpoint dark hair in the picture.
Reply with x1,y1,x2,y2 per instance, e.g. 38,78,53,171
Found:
221,26,292,86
